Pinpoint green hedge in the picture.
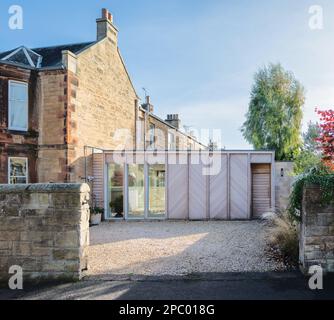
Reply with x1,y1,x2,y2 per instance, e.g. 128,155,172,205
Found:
288,165,334,221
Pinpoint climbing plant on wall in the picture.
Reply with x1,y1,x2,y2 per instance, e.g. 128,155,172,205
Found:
289,109,334,221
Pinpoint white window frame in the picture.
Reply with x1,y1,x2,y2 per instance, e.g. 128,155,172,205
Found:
8,157,29,184
136,118,145,149
104,155,167,221
149,123,155,149
125,162,167,221
8,80,29,132
168,132,176,150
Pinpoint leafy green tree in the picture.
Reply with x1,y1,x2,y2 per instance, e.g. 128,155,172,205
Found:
293,150,321,176
242,63,305,160
293,122,322,175
303,121,321,153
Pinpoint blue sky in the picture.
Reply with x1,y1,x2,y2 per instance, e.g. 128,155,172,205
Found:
1,0,334,148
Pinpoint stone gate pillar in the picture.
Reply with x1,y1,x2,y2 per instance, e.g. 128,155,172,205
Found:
0,184,90,285
300,185,334,274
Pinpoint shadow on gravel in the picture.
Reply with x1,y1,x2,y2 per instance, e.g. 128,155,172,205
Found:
1,272,334,300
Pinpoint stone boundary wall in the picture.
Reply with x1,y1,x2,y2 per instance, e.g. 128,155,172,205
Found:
0,184,90,285
300,185,334,274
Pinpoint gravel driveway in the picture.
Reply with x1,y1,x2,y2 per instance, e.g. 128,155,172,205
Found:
87,221,284,279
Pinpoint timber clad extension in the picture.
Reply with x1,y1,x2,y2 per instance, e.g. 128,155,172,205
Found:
0,9,204,186
97,151,276,221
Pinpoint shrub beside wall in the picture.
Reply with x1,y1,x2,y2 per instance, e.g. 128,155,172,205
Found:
0,184,90,285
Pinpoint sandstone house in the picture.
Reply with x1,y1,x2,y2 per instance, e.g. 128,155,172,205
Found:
0,9,204,187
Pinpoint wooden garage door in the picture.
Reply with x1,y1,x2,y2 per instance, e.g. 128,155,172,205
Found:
252,164,271,219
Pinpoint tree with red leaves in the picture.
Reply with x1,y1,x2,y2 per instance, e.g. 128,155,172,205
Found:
316,109,334,171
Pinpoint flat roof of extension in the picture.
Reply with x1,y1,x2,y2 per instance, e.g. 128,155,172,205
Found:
87,147,275,154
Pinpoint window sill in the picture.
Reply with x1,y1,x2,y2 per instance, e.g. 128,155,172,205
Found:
8,128,28,133
6,129,31,136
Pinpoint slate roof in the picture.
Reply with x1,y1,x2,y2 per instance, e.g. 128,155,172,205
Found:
32,42,95,67
0,42,95,69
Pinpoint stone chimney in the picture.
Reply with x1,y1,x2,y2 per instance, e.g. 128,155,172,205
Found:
96,8,118,45
141,96,154,113
165,114,181,130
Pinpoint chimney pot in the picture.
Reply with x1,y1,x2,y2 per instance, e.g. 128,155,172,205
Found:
97,8,118,43
165,114,181,129
141,96,154,113
102,8,109,19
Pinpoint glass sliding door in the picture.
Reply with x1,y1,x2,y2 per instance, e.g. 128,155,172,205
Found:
107,164,124,219
128,164,145,219
148,164,166,218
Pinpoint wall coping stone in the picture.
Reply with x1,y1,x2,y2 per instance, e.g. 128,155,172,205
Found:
0,183,90,194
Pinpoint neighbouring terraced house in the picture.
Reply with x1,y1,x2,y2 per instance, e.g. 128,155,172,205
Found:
0,9,204,187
